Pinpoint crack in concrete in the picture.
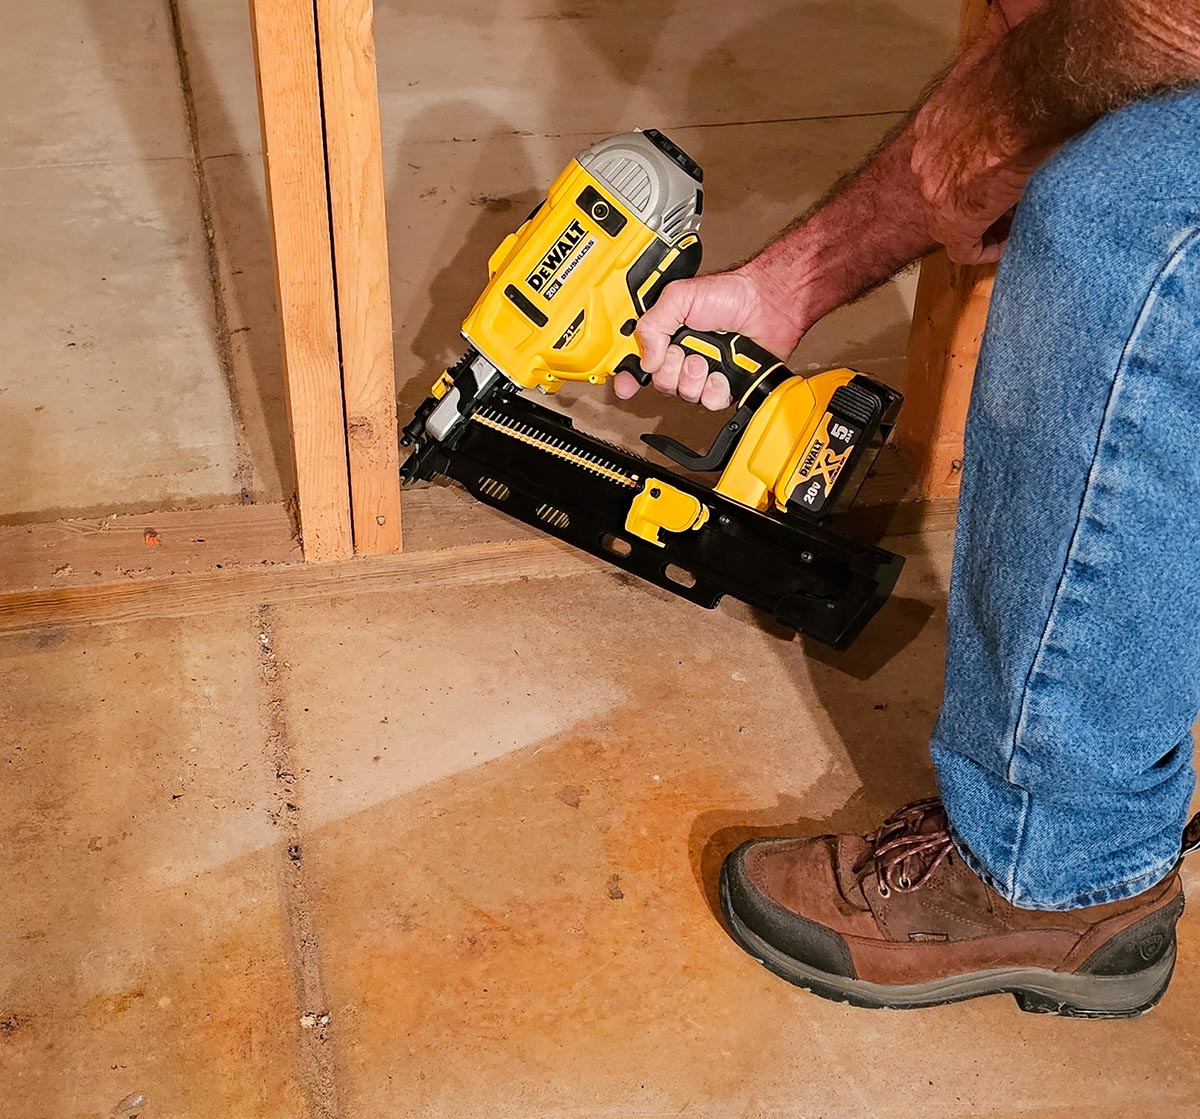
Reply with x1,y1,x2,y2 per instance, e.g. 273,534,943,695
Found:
255,605,340,1118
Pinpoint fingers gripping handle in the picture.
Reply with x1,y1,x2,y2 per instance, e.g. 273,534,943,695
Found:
628,327,783,395
667,328,785,405
640,329,794,472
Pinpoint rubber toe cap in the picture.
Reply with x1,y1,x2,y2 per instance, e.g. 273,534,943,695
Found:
723,840,857,980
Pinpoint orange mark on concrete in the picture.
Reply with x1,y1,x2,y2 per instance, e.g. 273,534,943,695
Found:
100,987,145,1015
300,705,802,1115
12,868,314,1119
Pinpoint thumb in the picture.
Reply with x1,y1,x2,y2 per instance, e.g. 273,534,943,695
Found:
612,370,641,399
972,239,1006,265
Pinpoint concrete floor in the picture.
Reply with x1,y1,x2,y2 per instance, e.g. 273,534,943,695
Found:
6,531,1200,1117
1,0,953,521
12,4,1200,1117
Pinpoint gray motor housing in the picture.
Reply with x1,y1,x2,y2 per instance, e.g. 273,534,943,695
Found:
577,129,704,241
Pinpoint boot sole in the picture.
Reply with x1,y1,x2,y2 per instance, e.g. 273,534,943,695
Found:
718,865,1175,1019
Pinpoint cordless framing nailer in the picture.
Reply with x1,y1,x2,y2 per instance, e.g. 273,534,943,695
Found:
401,129,904,649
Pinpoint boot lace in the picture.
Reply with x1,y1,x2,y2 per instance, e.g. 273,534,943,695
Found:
853,798,955,898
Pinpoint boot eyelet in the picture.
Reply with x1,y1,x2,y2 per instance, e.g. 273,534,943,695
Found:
897,874,912,890
877,882,891,899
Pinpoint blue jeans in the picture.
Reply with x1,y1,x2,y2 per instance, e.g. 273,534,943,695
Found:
932,88,1200,910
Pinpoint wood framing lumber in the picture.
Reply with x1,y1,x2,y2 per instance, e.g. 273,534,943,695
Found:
248,0,354,562
958,0,992,40
0,504,300,593
894,255,995,498
314,0,402,555
0,537,598,637
833,492,958,543
0,490,527,601
0,488,956,636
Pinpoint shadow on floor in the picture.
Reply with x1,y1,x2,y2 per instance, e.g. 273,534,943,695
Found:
688,535,945,924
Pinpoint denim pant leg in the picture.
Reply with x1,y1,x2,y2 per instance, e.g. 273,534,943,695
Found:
931,89,1200,911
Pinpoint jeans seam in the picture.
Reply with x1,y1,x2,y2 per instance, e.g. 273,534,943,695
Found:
1002,223,1200,898
950,818,1177,910
1048,852,1177,909
1005,791,1029,899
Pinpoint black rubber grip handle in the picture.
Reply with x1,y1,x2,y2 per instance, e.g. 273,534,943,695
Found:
668,327,784,404
638,329,796,473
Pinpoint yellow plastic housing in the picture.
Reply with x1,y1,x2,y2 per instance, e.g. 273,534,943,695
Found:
715,368,859,513
459,158,695,393
625,478,710,546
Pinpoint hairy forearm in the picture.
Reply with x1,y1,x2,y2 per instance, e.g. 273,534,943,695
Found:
739,121,936,332
740,0,1200,325
737,8,1012,328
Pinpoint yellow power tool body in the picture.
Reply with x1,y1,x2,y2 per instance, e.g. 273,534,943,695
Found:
401,129,903,648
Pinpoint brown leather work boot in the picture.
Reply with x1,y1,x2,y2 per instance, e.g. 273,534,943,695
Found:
720,798,1199,1018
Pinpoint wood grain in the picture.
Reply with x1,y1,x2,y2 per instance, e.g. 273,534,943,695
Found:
248,0,353,562
959,0,993,39
314,0,402,555
0,505,300,593
894,255,995,498
397,485,540,552
833,492,958,543
0,538,598,636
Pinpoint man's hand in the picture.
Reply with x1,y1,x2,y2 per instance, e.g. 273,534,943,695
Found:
608,0,1200,396
614,267,805,410
911,40,1050,265
913,0,1200,266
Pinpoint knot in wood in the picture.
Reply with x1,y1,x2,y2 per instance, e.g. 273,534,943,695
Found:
347,414,377,445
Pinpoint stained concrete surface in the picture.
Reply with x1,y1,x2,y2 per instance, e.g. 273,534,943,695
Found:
6,534,1200,1117
1,0,957,520
0,159,245,520
0,614,307,1117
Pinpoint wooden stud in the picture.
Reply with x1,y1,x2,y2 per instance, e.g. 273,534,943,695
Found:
248,0,354,562
957,0,993,39
894,256,995,498
892,0,996,499
314,0,402,554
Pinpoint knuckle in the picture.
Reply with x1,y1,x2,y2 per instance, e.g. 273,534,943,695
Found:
652,369,678,394
655,281,688,315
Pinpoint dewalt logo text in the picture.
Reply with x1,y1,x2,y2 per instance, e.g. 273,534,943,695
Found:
797,439,824,478
527,220,587,292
